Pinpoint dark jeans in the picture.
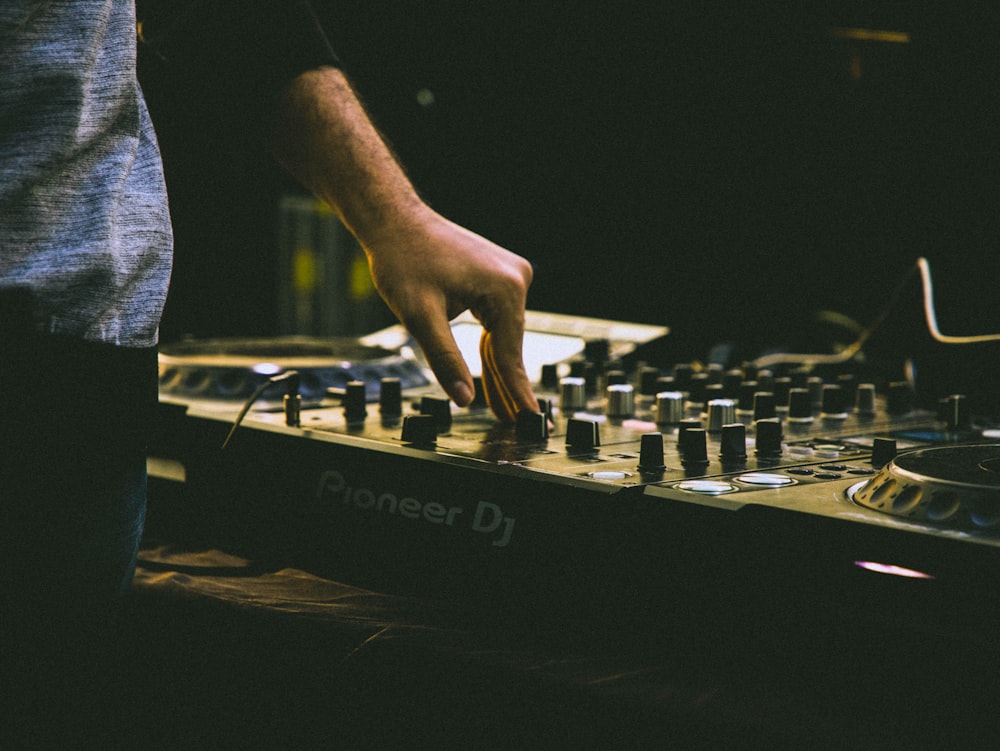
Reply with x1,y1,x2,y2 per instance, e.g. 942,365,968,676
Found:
0,326,157,741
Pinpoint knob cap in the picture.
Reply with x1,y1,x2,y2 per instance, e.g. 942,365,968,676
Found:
540,363,560,390
419,395,452,432
754,418,783,458
639,367,662,396
737,381,759,412
655,391,685,426
871,437,897,468
401,414,437,445
680,427,709,466
787,388,813,422
638,432,666,471
672,363,694,393
516,410,549,442
379,377,402,417
720,423,747,463
605,383,635,418
756,369,775,394
753,392,776,421
344,380,368,423
687,372,710,406
820,384,848,419
566,418,600,450
706,398,736,433
604,369,628,386
855,383,876,416
560,376,587,412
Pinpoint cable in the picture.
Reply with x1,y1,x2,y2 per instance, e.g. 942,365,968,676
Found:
752,256,1000,371
917,257,1000,345
221,370,300,449
752,261,918,370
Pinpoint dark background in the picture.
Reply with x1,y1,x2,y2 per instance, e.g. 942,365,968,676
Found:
142,2,1000,370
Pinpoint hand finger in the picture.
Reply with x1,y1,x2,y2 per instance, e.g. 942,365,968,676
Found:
404,304,475,407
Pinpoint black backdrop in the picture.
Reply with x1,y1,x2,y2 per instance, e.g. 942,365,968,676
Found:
143,2,999,368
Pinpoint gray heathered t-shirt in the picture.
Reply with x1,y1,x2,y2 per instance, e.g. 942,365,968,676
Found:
0,0,173,348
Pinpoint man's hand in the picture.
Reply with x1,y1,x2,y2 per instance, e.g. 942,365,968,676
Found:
266,66,539,421
363,208,538,421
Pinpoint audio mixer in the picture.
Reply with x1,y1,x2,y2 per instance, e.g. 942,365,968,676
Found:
150,311,1000,640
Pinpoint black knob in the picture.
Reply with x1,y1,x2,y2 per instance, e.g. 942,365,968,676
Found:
401,414,437,445
537,397,554,423
584,338,610,364
837,373,857,406
722,369,743,399
756,369,775,394
344,381,368,423
605,369,628,386
672,363,694,393
773,377,792,409
807,376,824,407
639,367,662,395
566,418,600,450
720,423,747,463
687,372,710,406
820,384,848,419
871,437,897,469
516,410,549,442
540,363,560,390
787,388,813,422
680,427,709,467
638,432,666,472
753,392,776,421
855,383,876,416
737,381,759,412
379,377,402,418
677,417,703,447
755,418,783,458
420,395,452,432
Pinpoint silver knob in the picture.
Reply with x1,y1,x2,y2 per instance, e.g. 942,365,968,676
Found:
559,376,586,412
706,398,736,433
606,383,635,418
655,391,685,426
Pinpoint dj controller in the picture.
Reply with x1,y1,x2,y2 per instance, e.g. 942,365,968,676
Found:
150,312,1000,643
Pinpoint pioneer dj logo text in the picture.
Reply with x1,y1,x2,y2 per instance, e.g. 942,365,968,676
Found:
316,470,515,548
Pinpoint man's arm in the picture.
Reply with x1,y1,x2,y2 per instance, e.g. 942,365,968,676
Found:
264,66,538,420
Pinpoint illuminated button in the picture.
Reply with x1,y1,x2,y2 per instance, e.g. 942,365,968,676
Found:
587,470,631,481
735,472,795,486
675,480,738,495
813,444,842,459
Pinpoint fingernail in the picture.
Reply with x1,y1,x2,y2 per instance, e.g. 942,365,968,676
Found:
451,381,473,407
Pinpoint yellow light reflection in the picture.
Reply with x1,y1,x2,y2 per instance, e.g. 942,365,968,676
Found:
830,27,911,44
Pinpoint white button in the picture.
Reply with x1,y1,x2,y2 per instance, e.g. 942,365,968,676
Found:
735,472,795,486
588,471,631,481
675,480,738,495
